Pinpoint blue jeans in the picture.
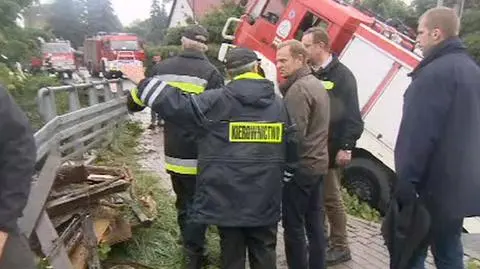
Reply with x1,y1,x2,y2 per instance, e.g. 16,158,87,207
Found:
411,217,464,269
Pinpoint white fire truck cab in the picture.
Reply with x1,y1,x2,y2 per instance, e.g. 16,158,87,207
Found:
218,0,480,233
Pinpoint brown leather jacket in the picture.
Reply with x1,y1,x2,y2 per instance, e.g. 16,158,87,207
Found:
281,67,330,176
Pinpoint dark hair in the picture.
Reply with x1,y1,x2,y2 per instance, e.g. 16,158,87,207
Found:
304,27,330,48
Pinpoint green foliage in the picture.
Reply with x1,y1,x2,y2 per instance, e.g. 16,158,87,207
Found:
199,0,245,44
342,188,381,223
86,0,123,35
0,25,52,64
48,0,123,48
0,0,34,26
468,259,480,269
164,26,189,46
0,64,61,130
49,0,87,48
464,33,480,63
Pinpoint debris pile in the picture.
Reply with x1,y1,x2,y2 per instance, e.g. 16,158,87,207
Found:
33,164,156,269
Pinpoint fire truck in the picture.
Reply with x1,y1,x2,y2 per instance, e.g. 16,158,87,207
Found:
40,40,76,78
83,32,145,79
218,0,480,232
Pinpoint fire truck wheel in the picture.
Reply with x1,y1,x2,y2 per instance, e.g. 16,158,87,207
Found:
342,157,391,215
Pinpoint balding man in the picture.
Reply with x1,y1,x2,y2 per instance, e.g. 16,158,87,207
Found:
394,7,480,268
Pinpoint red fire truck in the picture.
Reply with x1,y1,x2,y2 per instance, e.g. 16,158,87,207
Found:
218,0,480,232
83,32,145,79
40,40,76,78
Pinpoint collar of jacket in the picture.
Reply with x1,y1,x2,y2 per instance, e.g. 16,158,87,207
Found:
179,48,207,60
280,66,312,95
313,54,340,76
233,72,264,80
409,37,466,78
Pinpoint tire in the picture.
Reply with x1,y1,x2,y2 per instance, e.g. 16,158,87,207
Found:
342,157,392,215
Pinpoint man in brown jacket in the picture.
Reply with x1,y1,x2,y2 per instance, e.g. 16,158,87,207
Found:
277,39,330,269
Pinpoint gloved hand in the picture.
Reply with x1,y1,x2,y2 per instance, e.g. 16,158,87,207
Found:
283,170,294,182
394,179,418,206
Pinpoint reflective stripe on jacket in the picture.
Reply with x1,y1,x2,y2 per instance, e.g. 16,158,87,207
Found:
146,49,224,176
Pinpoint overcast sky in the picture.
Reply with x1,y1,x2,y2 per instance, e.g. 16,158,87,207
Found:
40,0,171,27
40,0,414,27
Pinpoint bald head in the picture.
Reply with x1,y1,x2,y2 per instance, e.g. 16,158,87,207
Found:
421,7,460,38
416,7,460,56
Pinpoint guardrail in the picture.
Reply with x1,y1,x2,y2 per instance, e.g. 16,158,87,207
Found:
18,78,130,269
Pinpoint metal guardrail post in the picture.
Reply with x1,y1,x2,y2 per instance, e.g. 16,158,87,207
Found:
38,87,58,122
103,80,114,101
88,86,99,106
67,85,81,112
67,85,83,156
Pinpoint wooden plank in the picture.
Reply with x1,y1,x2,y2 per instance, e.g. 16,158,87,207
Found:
46,179,130,217
36,211,73,269
18,149,62,237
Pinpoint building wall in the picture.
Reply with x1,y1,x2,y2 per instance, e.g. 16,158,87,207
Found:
168,0,195,28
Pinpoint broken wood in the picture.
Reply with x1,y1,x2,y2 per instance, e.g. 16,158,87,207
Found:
46,179,130,217
117,193,154,227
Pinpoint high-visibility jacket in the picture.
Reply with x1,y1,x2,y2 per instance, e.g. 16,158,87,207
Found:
128,72,298,226
147,49,224,176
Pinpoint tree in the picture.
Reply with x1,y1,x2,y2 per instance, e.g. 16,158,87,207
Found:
199,0,246,44
0,0,34,26
49,0,86,48
86,0,122,35
147,0,169,44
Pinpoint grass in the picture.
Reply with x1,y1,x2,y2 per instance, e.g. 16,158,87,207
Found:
468,259,480,269
342,188,381,223
95,120,221,268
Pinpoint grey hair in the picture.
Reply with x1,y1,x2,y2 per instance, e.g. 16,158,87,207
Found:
227,61,257,77
181,36,208,52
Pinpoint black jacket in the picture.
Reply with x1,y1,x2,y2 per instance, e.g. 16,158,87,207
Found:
381,197,431,269
395,38,480,219
0,85,36,233
148,49,224,176
128,72,298,227
312,55,363,167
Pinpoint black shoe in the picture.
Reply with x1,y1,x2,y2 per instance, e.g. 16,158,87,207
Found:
326,247,352,266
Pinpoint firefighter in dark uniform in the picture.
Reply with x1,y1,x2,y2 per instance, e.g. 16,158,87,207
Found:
0,84,37,269
126,47,298,269
147,24,224,266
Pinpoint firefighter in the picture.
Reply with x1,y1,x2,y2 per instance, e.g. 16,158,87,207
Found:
0,84,37,269
302,27,364,266
142,24,224,267
126,47,298,269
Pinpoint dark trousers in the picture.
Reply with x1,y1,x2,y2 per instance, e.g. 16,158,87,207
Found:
171,174,207,254
219,225,277,269
283,173,326,269
0,232,36,269
411,217,464,269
